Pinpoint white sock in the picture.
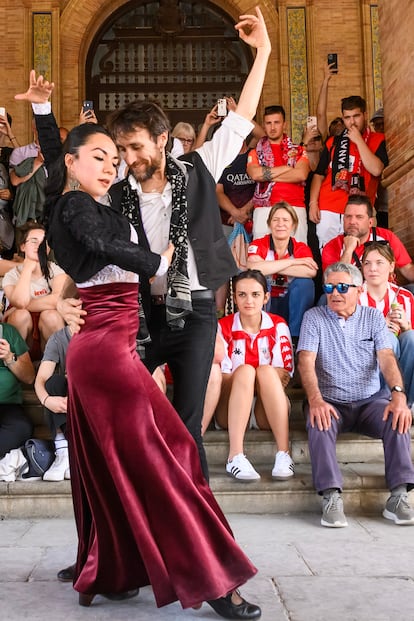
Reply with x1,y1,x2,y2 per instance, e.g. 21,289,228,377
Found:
55,433,68,452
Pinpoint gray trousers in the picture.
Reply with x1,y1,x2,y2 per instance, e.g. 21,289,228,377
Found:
305,389,414,494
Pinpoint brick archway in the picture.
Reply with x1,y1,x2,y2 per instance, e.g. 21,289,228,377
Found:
59,0,280,129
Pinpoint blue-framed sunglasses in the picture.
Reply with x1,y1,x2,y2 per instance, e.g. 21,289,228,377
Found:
322,283,358,294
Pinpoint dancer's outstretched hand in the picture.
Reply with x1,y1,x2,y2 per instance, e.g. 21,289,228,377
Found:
235,7,271,53
15,69,54,104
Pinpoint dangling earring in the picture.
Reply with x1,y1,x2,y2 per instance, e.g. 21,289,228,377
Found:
69,176,80,191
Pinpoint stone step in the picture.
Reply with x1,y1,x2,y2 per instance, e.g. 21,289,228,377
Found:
204,428,414,466
4,387,403,519
0,462,390,519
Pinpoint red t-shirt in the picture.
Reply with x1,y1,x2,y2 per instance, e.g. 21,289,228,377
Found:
322,227,412,272
248,144,307,208
248,234,313,298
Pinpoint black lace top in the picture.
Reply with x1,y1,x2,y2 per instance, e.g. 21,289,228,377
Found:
47,191,161,283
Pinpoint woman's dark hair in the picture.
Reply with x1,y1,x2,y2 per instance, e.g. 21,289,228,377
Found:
43,123,112,228
16,221,52,281
232,269,268,296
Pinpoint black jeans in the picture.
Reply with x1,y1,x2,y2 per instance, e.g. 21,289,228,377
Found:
143,296,217,480
44,375,68,438
0,403,33,459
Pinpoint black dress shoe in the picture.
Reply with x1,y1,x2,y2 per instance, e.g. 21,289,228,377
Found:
207,592,261,619
57,563,76,582
103,589,140,601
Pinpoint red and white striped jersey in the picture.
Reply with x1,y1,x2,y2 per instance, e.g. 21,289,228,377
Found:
359,282,414,335
218,311,294,375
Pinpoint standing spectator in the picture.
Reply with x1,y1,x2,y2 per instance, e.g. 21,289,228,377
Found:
2,223,66,359
0,111,19,257
171,122,196,154
370,108,388,228
9,120,46,226
214,270,294,482
0,322,34,459
247,201,318,347
298,262,414,527
309,95,388,249
247,105,310,242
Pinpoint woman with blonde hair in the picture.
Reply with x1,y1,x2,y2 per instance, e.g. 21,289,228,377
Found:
247,200,318,346
171,121,196,154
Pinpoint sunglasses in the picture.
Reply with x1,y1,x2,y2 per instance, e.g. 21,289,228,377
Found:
364,240,389,249
322,283,358,294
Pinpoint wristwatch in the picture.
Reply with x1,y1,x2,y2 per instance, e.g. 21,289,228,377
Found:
391,385,405,394
4,353,17,367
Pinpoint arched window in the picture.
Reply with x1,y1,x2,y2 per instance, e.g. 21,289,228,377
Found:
86,0,253,128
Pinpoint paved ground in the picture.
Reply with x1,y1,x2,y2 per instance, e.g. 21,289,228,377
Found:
1,511,414,621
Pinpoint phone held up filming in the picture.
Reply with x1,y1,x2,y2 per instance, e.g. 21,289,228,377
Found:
217,98,227,117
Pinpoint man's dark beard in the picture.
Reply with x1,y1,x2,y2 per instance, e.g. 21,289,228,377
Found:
130,163,158,182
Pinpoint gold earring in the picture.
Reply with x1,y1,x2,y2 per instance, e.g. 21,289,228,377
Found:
69,176,80,191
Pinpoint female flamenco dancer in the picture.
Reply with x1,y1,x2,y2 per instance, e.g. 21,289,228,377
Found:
28,10,270,618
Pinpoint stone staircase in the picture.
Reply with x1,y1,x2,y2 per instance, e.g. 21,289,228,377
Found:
0,387,411,519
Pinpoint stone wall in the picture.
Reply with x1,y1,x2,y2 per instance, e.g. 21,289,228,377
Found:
378,0,414,255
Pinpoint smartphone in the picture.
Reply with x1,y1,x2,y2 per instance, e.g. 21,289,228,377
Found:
82,100,94,114
0,324,3,340
217,98,227,117
0,107,5,118
327,53,338,73
307,115,317,129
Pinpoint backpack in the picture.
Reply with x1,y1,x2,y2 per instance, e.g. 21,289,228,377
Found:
21,439,55,479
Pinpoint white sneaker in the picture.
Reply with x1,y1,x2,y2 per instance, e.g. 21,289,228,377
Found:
272,451,295,479
43,448,69,482
226,453,260,481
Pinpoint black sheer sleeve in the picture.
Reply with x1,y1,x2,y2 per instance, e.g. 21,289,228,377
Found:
34,112,62,171
58,193,161,278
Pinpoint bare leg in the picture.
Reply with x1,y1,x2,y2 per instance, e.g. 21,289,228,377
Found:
254,365,289,452
201,363,222,435
215,365,255,459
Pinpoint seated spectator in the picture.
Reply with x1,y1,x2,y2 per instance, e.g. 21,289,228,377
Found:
2,223,66,359
214,269,294,482
171,121,196,154
298,262,414,527
247,201,318,347
34,325,72,481
322,195,414,286
0,322,34,459
359,242,414,410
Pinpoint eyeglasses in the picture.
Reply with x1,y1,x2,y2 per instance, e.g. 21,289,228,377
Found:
363,240,390,249
177,137,194,145
322,283,358,294
25,238,43,245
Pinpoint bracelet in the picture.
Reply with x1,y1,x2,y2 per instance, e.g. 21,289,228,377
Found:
9,136,16,141
262,166,272,182
42,395,50,407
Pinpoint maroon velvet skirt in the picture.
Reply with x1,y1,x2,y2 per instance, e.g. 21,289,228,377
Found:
66,282,257,609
